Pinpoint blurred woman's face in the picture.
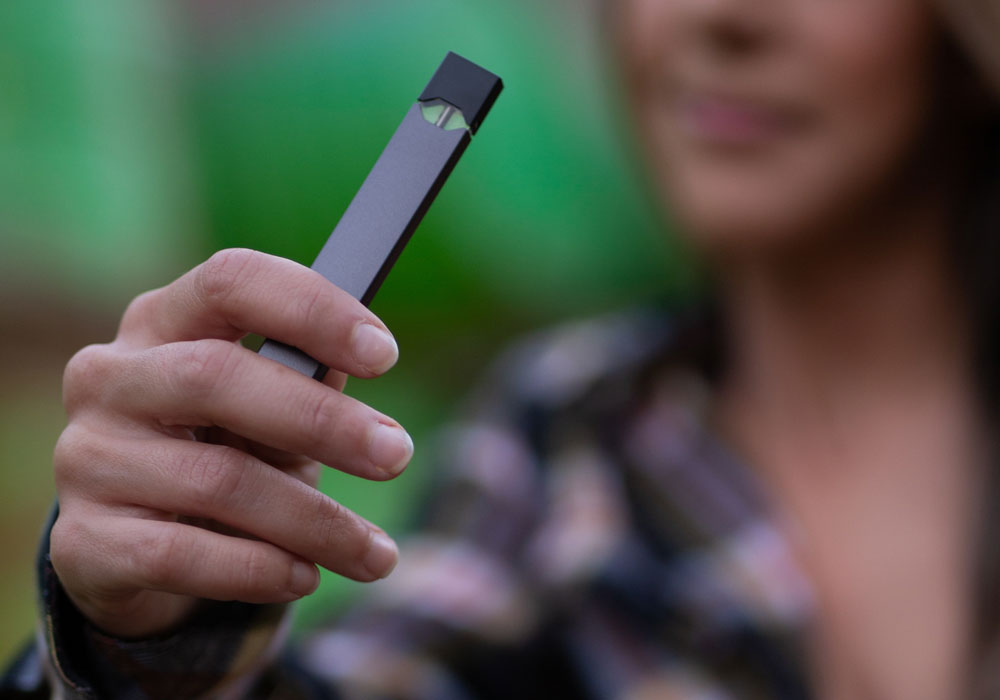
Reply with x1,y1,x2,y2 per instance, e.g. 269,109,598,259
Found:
620,0,943,251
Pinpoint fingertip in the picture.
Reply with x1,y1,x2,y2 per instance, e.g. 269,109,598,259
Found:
368,423,414,479
290,560,321,597
322,369,349,392
362,531,399,581
351,323,399,376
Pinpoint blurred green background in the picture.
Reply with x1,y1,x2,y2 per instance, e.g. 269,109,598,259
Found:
0,0,690,658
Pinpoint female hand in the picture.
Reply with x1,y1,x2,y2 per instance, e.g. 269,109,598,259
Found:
49,249,411,638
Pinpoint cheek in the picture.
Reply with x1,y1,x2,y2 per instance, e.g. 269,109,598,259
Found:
619,0,677,58
793,3,938,221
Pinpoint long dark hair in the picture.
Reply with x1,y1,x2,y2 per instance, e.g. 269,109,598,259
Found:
937,0,1000,694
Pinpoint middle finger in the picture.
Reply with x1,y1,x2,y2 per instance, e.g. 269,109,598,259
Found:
104,339,413,481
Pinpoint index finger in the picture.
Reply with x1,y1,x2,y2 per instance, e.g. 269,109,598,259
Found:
118,249,399,378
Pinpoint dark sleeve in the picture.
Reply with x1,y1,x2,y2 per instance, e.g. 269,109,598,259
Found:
7,418,552,700
1,434,550,699
4,317,647,700
1,505,318,700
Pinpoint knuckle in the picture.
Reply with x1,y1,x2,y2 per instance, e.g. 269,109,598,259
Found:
302,391,343,449
50,514,89,577
172,340,239,400
238,546,275,597
52,425,103,490
311,492,348,550
119,289,160,335
294,282,331,329
186,446,246,512
140,527,189,589
62,344,113,411
195,248,260,305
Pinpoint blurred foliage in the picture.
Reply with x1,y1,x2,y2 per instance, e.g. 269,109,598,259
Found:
0,0,693,659
0,0,202,302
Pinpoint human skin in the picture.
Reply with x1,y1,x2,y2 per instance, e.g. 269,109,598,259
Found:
53,0,982,694
619,0,946,250
619,0,983,698
51,251,410,637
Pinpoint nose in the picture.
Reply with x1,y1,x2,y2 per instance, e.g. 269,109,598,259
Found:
677,0,780,60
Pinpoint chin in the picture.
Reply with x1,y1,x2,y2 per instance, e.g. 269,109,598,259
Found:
664,173,826,256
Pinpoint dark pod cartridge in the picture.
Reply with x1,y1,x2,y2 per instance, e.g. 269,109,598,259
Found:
258,52,503,380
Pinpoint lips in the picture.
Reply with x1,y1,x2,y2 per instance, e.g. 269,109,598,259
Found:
673,91,811,148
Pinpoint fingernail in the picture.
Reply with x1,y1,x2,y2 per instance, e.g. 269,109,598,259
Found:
368,423,413,477
363,531,399,580
291,561,320,597
352,323,398,374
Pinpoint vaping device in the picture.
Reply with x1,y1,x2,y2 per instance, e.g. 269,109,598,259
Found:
258,52,503,380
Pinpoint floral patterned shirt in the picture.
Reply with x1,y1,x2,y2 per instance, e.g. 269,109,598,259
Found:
2,310,816,700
